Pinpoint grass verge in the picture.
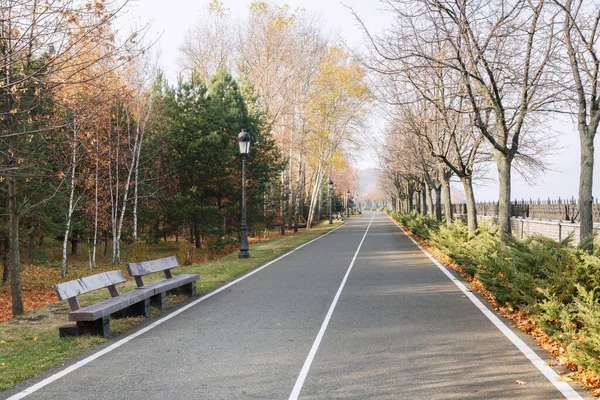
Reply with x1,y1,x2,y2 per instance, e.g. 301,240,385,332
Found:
0,220,342,393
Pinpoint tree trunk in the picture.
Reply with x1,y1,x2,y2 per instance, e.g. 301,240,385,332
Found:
8,171,24,316
307,169,323,228
2,238,9,284
414,190,419,213
293,157,303,233
317,186,322,222
407,183,414,212
579,129,594,251
434,186,442,221
71,231,79,256
441,175,453,227
103,230,108,258
425,181,434,216
280,169,286,235
133,150,140,243
194,217,201,249
62,125,78,276
496,151,513,244
92,156,99,269
460,176,478,235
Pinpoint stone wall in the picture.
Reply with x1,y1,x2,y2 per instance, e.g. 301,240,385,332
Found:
475,215,596,246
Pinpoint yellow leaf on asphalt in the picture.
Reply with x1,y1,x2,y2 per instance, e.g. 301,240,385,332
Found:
516,380,527,385
557,375,573,382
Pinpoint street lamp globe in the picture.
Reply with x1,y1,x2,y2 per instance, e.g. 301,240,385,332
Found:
238,129,251,155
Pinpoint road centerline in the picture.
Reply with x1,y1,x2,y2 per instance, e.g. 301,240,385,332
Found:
288,213,375,400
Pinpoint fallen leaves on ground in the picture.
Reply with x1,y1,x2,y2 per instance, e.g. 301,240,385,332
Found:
0,263,123,323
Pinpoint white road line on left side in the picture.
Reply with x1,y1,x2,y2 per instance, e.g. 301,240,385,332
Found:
7,224,346,400
387,215,584,400
288,212,375,400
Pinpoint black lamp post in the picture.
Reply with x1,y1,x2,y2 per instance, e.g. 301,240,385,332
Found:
346,190,351,218
238,130,251,259
328,178,334,224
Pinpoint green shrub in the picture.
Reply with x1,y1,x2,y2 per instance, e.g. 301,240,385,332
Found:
393,211,440,240
566,285,600,374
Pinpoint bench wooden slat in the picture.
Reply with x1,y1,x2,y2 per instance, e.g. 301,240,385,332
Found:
127,256,179,277
139,274,199,295
68,288,153,321
54,271,126,300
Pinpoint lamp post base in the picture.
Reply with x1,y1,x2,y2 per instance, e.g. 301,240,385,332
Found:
238,250,250,259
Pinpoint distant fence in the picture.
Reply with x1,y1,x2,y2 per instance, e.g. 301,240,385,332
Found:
451,198,600,223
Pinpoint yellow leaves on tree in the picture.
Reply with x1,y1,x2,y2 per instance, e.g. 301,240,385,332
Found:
207,0,230,17
305,45,370,168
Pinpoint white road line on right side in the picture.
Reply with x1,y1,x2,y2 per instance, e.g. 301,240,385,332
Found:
388,216,584,400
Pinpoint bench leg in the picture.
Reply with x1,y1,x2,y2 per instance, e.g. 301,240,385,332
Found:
150,292,166,310
69,317,111,338
59,324,83,338
178,281,196,297
116,298,151,318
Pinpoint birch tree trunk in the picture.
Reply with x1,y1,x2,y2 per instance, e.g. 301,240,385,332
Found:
132,91,154,242
114,132,140,263
293,156,303,232
307,167,324,228
133,154,140,242
61,124,79,277
92,153,99,269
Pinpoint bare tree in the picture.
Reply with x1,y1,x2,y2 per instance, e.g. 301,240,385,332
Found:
361,0,557,244
179,0,232,81
552,0,600,250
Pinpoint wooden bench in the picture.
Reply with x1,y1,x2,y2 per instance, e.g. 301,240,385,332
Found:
54,270,152,338
127,256,199,309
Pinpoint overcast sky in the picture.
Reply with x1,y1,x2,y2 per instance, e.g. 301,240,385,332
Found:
127,0,599,203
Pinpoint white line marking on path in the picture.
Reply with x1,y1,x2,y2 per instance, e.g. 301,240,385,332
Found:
8,224,347,400
387,215,584,400
288,213,375,400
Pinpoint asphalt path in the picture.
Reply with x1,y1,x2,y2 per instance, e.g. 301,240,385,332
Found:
5,211,592,399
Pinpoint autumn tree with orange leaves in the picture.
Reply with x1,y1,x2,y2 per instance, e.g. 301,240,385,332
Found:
0,0,146,315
